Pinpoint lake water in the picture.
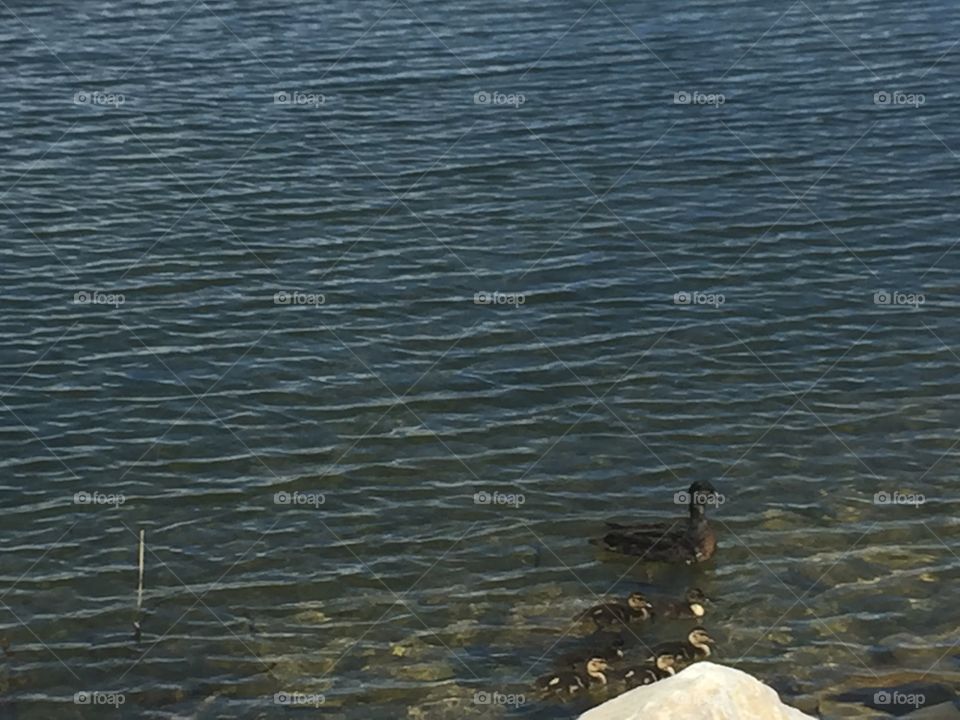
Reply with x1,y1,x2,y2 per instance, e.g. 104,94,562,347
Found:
2,1,960,718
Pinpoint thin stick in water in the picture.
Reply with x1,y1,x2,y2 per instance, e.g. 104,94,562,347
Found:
137,529,145,611
133,530,145,642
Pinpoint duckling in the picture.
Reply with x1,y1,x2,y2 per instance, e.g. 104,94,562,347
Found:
661,588,710,619
651,651,677,678
652,627,716,665
536,657,609,697
578,592,654,629
595,481,719,564
617,652,677,688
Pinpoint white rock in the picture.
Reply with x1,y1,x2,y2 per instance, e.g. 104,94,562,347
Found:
579,662,815,720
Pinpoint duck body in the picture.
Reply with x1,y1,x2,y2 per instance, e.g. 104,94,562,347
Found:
651,627,715,666
661,599,706,619
578,592,654,629
582,601,632,627
617,652,676,688
596,482,718,564
660,588,709,619
536,658,609,697
654,641,705,664
618,666,659,687
536,669,586,696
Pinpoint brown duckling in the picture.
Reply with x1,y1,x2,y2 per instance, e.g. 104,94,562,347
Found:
661,588,710,619
617,651,677,688
578,592,654,629
651,626,716,665
536,657,610,697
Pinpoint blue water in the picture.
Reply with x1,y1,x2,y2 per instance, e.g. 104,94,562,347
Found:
2,1,960,718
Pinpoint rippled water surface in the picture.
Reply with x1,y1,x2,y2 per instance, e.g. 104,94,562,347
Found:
2,1,960,718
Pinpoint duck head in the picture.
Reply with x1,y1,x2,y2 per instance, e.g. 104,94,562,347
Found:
685,587,709,617
655,652,677,675
585,657,610,684
686,481,718,519
687,627,716,656
627,592,654,618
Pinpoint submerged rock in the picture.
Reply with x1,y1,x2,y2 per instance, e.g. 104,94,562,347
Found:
578,662,815,720
832,681,955,715
870,632,956,669
906,700,960,719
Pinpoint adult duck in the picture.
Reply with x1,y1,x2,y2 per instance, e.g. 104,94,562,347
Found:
594,481,719,564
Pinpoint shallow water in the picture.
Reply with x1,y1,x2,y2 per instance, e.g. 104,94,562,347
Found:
2,0,960,718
